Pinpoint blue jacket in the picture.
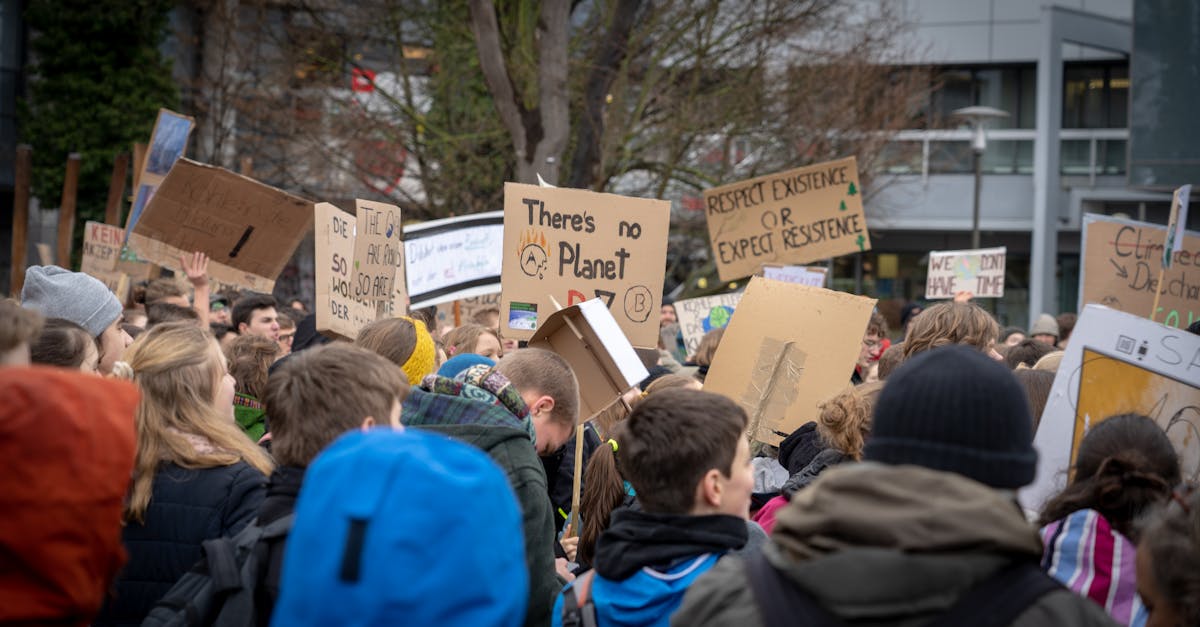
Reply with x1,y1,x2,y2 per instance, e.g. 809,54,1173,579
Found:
553,554,723,627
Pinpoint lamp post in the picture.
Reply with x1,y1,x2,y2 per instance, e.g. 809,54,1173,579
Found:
952,106,1009,249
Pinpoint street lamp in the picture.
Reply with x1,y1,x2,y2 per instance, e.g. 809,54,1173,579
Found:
952,106,1009,249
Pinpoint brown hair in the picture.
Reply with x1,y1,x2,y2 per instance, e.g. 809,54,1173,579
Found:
902,301,999,360
1005,338,1057,370
227,334,280,400
817,381,884,460
355,317,419,367
471,307,501,327
441,323,501,358
866,311,889,337
146,302,200,328
143,277,187,304
124,322,274,522
1038,414,1180,540
264,343,409,468
692,328,725,366
0,299,44,355
1056,312,1077,344
30,318,93,369
1014,369,1055,430
1141,490,1200,624
876,343,904,380
494,348,579,426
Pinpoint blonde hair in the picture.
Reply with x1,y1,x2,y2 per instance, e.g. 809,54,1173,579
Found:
124,322,274,522
902,302,998,360
817,381,884,460
441,323,502,358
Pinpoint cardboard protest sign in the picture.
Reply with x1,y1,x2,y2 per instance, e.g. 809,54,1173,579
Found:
1164,185,1192,269
81,222,124,274
1080,213,1200,329
924,247,1006,299
435,292,502,330
405,211,503,309
675,292,743,357
761,264,828,287
125,109,195,236
126,159,313,293
500,183,670,346
352,200,403,305
703,277,876,445
529,298,650,420
1022,305,1200,511
314,203,383,339
704,157,870,282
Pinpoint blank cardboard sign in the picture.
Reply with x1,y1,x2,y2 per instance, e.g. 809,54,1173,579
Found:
529,298,650,420
703,277,876,445
126,159,313,292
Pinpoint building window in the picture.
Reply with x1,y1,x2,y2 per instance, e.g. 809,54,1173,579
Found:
928,65,1036,129
1062,62,1129,128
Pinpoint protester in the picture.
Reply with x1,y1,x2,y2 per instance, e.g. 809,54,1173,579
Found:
21,266,132,376
227,333,282,442
209,294,232,325
1137,489,1200,626
899,302,922,337
290,313,331,354
437,353,496,379
0,368,138,627
554,389,751,627
272,428,527,626
209,343,407,622
472,306,502,329
688,327,725,382
287,297,308,314
874,342,904,381
674,346,1117,626
1005,338,1059,370
354,316,437,386
442,322,504,361
232,292,281,341
31,318,100,373
1056,312,1077,349
1001,326,1027,346
211,322,238,354
124,308,148,329
1030,313,1060,345
1039,414,1180,626
853,311,891,383
94,322,273,626
399,348,577,627
752,381,884,533
661,301,677,326
1,298,43,366
276,309,298,356
142,277,189,307
145,302,200,328
1014,369,1055,431
901,300,1001,360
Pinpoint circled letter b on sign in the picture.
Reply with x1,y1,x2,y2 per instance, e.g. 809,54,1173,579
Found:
624,285,653,323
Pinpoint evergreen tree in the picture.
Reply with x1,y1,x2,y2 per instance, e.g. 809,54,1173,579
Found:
21,0,178,263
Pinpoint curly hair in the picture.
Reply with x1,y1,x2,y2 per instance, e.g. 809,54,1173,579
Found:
816,381,884,460
902,301,999,360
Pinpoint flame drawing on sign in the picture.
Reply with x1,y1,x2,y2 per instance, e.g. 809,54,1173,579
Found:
518,229,550,279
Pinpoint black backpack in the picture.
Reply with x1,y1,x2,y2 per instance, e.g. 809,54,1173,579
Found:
141,514,294,627
745,552,1062,627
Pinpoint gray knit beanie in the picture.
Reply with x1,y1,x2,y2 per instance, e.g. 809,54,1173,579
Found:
21,266,122,338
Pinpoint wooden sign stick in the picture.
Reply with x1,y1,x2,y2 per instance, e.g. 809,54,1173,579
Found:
104,153,130,226
56,153,82,270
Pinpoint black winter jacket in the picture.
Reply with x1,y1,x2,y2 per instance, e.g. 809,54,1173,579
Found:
94,461,267,627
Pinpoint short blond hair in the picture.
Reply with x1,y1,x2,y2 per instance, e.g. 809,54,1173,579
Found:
902,302,998,360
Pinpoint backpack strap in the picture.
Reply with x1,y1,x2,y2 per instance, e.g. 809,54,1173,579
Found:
926,561,1063,627
744,553,845,627
202,537,243,594
561,570,598,627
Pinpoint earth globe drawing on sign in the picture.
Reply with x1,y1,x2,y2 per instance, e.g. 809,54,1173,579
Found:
953,255,982,284
702,305,735,333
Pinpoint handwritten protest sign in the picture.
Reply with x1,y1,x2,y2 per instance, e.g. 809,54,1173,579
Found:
761,264,828,287
704,157,871,282
435,292,502,330
1080,213,1200,329
126,159,313,293
125,109,194,237
924,247,1006,299
500,183,670,346
314,203,379,339
352,200,403,305
405,212,503,309
675,292,743,357
704,277,876,445
1022,305,1200,511
80,221,153,301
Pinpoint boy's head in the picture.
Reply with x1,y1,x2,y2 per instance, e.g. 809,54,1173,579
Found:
902,301,1000,361
146,302,200,329
618,388,752,517
264,343,409,468
0,299,44,366
21,266,131,375
232,292,280,341
493,348,579,456
143,277,189,307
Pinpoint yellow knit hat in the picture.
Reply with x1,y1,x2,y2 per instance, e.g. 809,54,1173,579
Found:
401,317,437,386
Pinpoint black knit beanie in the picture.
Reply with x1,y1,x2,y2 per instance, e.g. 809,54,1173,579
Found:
864,344,1037,489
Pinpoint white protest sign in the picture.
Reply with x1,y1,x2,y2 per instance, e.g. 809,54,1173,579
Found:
404,212,504,309
674,292,743,356
762,265,828,287
925,246,1006,299
1021,305,1200,511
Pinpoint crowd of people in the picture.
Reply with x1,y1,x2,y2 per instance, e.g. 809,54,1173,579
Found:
3,260,1200,627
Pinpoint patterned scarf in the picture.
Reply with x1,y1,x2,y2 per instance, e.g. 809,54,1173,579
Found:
418,365,535,441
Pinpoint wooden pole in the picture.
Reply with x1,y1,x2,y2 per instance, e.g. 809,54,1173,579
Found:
104,152,130,226
56,153,82,269
1150,268,1166,321
453,300,462,327
10,145,31,296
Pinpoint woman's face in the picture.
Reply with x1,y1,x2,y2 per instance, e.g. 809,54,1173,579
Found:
211,342,236,420
474,333,503,361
